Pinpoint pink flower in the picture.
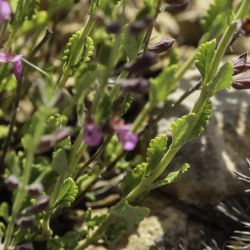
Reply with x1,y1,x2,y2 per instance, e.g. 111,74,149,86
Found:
116,125,138,151
0,0,11,22
0,52,23,79
83,123,103,147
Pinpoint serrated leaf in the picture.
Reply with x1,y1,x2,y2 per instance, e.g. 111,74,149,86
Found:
121,163,147,196
195,40,216,83
146,135,167,174
192,101,212,136
55,178,78,208
171,113,197,149
52,148,68,176
201,0,231,32
171,102,212,149
150,163,190,189
150,64,178,104
112,201,149,228
105,201,149,242
207,61,233,96
63,33,94,70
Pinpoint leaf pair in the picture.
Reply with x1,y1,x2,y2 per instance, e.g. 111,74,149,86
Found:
121,135,167,196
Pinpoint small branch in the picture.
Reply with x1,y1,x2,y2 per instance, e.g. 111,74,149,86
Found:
75,134,114,179
143,0,162,53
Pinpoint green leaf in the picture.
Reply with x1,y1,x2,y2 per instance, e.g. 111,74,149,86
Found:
171,101,212,149
105,201,149,242
195,40,216,83
112,201,150,229
121,163,147,196
150,163,190,189
201,0,231,32
123,26,145,61
52,149,68,176
61,231,86,249
0,202,9,222
55,178,78,208
146,135,167,174
207,61,233,96
192,101,212,136
63,34,94,70
0,222,5,242
150,64,178,104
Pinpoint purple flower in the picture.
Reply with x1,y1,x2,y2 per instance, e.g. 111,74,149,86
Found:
116,125,138,151
83,123,103,147
0,52,23,80
0,0,11,22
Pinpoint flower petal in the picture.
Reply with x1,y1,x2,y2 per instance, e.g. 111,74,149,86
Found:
0,0,11,22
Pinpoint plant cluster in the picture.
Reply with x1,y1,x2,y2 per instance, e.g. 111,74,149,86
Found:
0,0,250,249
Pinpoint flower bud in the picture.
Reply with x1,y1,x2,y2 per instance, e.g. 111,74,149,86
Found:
233,52,249,75
148,38,175,54
124,52,157,74
106,22,121,34
4,175,19,191
27,183,44,197
118,78,150,94
17,216,35,229
232,76,250,90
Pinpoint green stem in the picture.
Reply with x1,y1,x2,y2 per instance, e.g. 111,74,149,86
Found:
208,0,250,82
3,112,46,249
192,0,250,114
132,102,152,133
125,148,178,202
75,2,250,249
42,175,65,237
